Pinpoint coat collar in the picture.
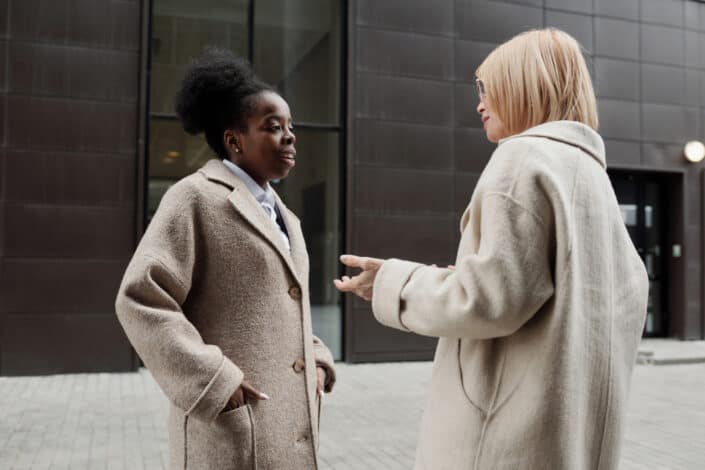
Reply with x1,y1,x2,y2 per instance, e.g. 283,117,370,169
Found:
198,159,307,287
221,158,277,208
499,120,606,169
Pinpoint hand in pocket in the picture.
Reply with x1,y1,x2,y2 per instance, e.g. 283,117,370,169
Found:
225,380,270,411
316,366,326,397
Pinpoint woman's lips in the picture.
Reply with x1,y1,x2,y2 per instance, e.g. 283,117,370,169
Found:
482,116,490,124
279,151,296,167
280,150,296,161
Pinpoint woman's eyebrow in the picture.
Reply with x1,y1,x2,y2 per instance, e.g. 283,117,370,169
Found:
262,113,292,123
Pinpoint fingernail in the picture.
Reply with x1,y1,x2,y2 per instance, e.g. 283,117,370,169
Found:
260,392,270,400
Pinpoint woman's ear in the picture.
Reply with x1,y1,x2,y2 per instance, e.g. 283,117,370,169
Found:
223,129,241,154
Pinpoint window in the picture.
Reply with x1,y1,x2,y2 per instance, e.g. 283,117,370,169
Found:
148,0,345,358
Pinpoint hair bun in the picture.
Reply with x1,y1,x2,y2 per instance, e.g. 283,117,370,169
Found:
175,47,256,135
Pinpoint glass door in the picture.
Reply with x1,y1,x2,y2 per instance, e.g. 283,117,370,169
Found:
609,172,668,336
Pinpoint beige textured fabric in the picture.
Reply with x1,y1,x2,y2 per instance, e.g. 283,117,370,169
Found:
373,121,648,470
115,159,335,470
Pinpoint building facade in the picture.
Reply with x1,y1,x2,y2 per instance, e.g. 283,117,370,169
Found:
1,0,704,374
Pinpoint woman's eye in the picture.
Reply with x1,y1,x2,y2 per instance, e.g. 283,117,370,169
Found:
270,125,282,131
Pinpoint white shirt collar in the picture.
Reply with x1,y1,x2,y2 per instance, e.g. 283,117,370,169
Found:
222,159,277,207
222,158,291,252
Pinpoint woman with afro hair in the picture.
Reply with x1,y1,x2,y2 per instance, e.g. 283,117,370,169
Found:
116,48,336,470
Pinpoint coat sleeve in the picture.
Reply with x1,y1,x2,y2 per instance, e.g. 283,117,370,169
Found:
312,336,336,392
371,192,555,340
115,183,243,423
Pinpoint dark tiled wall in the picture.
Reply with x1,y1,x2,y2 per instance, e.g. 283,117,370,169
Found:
0,0,140,374
347,0,705,361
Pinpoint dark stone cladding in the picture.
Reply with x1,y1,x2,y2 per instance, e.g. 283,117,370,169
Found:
0,0,140,375
346,0,705,361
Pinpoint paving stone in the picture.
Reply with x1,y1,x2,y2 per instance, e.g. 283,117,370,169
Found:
0,361,704,469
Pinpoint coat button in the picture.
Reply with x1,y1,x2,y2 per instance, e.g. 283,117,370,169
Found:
288,286,302,301
292,359,305,373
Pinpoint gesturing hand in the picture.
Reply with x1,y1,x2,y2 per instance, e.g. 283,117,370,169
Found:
333,255,385,302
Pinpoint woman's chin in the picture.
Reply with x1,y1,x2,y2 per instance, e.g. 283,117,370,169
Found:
486,129,510,144
271,167,293,182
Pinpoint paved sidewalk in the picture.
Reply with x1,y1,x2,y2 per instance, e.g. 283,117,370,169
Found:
637,339,705,365
1,359,704,469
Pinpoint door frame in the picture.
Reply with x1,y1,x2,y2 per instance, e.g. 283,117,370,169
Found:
608,167,685,338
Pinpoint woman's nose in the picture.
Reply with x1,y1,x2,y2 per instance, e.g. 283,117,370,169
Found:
284,129,296,145
476,100,485,114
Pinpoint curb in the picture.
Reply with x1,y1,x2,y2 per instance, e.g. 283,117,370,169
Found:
636,350,705,365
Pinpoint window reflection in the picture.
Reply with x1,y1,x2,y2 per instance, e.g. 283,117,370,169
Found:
619,204,637,226
254,0,341,125
151,0,249,114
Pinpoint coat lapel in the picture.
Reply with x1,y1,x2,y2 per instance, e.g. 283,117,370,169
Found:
273,191,308,282
198,160,304,286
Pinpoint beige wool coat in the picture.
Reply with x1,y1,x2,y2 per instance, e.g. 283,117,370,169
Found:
115,159,335,470
372,121,649,470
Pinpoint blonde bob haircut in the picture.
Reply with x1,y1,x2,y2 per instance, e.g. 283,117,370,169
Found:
475,28,598,135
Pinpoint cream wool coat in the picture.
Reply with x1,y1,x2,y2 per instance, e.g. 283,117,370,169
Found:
373,121,649,470
115,159,335,470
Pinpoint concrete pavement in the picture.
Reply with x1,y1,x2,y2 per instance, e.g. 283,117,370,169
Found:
1,350,704,469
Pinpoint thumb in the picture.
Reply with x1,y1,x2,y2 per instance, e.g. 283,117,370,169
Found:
240,380,270,400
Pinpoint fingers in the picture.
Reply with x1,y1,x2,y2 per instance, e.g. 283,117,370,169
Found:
336,255,384,294
334,268,378,303
339,254,364,268
231,387,246,408
334,273,363,292
334,275,365,293
339,254,384,271
335,255,382,302
240,380,270,401
361,257,384,270
333,276,356,292
316,367,326,397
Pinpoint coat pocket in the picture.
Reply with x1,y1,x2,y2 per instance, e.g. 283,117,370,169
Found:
457,335,535,415
185,404,257,470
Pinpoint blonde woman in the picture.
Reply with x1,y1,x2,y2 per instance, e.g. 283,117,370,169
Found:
335,29,648,469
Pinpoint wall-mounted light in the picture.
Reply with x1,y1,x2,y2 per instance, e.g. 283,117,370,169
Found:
684,140,705,163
